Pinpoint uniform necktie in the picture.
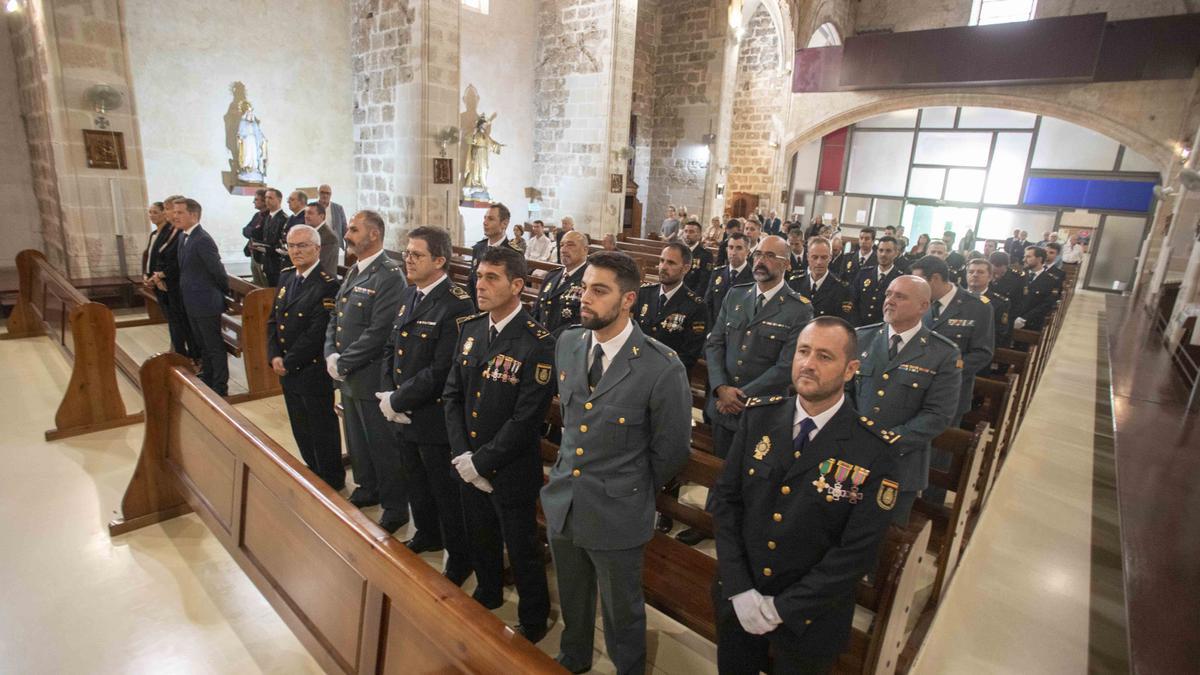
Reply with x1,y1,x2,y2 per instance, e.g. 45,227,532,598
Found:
753,293,765,317
888,334,903,360
931,300,942,322
414,290,425,307
344,264,360,286
588,344,604,391
488,325,499,347
793,418,817,456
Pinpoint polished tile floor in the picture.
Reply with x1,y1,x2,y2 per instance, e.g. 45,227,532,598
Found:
1,292,1124,674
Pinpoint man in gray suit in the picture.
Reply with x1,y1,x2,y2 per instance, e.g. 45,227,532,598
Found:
318,184,348,250
303,202,340,278
324,210,408,531
541,251,692,675
851,275,961,524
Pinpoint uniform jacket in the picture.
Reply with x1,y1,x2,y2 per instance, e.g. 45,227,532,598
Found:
851,324,961,490
443,310,556,504
703,263,753,321
979,288,1011,349
713,396,900,656
468,237,523,300
541,323,692,550
787,271,854,322
1015,268,1060,331
990,268,1024,304
842,250,877,281
324,253,407,398
267,266,339,393
242,210,267,262
925,288,994,418
177,225,229,317
851,266,902,327
706,283,813,432
382,279,475,444
262,210,291,280
534,263,587,335
634,282,708,371
683,243,715,294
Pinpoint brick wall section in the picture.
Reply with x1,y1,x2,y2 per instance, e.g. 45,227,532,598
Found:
728,5,785,198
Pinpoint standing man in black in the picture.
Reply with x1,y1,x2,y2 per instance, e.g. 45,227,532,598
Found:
324,210,409,531
705,232,752,320
286,190,308,228
680,219,714,294
468,202,523,300
841,227,877,281
268,224,343,490
376,226,475,584
851,236,901,327
444,247,555,641
1013,245,1060,333
174,198,230,396
262,188,290,286
533,230,588,335
242,188,269,286
788,236,854,322
146,198,193,359
635,242,708,371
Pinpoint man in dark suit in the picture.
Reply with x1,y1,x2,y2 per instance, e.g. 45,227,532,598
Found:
966,258,1011,349
468,202,524,300
712,317,900,675
705,233,753,320
635,243,708,371
174,198,230,396
851,236,902,327
303,202,340,278
444,247,556,642
1005,229,1029,258
1013,245,1060,332
788,236,854,322
268,224,343,489
988,251,1024,303
763,210,783,236
318,184,348,249
324,210,409,531
147,198,194,359
841,227,877,281
262,188,290,286
286,190,308,228
241,188,269,286
533,230,588,335
542,251,692,673
1002,229,1021,258
681,219,715,293
785,226,807,274
378,226,476,583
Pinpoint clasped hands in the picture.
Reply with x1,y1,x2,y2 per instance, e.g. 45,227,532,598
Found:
715,385,748,415
451,452,493,493
730,589,782,635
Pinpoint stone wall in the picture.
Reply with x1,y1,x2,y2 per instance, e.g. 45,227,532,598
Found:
727,4,785,199
630,0,659,233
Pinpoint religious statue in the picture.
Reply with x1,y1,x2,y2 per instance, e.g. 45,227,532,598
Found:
236,100,268,184
462,112,503,199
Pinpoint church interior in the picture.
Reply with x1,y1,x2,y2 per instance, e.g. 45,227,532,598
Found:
2,0,1199,673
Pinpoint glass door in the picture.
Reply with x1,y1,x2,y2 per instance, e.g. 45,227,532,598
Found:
1084,214,1151,292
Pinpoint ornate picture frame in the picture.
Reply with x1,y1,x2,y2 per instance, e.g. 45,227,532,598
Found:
83,130,127,170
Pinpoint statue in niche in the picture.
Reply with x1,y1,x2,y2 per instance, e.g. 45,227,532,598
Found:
236,100,268,184
462,112,503,200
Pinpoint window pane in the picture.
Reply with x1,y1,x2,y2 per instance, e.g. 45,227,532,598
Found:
856,110,918,128
1032,117,1120,171
1088,215,1148,292
919,107,957,128
871,198,903,230
957,107,1037,129
1119,148,1160,174
945,168,987,202
841,196,872,225
902,204,979,245
914,131,992,167
814,194,843,223
977,208,1056,241
983,132,1031,205
845,131,913,197
908,167,945,199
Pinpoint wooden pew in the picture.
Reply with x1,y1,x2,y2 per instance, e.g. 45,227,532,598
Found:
109,353,562,674
2,249,143,440
961,375,1019,527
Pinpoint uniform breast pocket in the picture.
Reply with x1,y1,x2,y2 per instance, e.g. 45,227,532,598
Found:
605,405,646,446
603,473,646,499
753,327,787,360
896,370,934,402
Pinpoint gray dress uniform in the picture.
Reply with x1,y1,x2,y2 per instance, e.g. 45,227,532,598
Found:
541,323,692,675
706,283,813,459
925,288,994,422
851,324,961,524
324,253,408,512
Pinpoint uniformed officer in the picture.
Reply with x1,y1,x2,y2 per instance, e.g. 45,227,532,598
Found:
704,232,753,320
533,230,588,335
680,219,715,293
788,236,854,321
1013,245,1061,332
926,240,966,288
841,226,877,281
376,226,475,583
443,246,555,643
635,242,708,371
1043,242,1067,289
268,225,343,490
851,235,902,327
324,210,408,531
467,202,524,301
712,317,900,675
541,251,692,675
678,236,813,546
716,218,744,267
851,275,961,524
785,226,807,274
966,257,1011,349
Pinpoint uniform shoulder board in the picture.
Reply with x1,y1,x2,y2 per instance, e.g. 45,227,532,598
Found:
928,330,958,350
319,270,333,282
457,311,487,326
281,265,295,273
525,319,551,340
685,288,703,302
450,285,471,301
858,415,901,444
856,322,885,335
507,239,522,251
787,290,811,304
641,281,657,288
322,297,336,310
745,394,787,409
979,294,990,304
732,281,755,288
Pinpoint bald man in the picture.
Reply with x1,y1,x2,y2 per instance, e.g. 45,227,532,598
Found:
849,275,961,524
534,230,589,335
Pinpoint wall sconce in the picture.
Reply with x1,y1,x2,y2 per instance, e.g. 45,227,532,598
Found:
613,145,633,161
85,83,123,129
435,126,460,158
702,133,717,146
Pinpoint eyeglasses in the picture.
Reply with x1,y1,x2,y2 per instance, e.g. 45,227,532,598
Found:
285,242,317,250
749,251,783,262
402,250,427,260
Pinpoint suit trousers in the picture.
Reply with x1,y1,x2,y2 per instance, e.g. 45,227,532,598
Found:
550,520,646,675
188,313,228,396
461,484,549,626
250,260,267,287
713,582,835,675
158,288,195,357
341,394,407,512
397,434,470,573
282,386,343,490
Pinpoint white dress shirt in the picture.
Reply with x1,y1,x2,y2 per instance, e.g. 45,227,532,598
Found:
589,318,635,374
793,393,846,443
886,321,923,355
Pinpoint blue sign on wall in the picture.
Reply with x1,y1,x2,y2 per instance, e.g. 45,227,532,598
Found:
1024,177,1155,212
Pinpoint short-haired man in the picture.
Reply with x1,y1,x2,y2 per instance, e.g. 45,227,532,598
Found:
262,188,290,286
525,219,554,262
851,235,901,327
987,250,1024,303
717,218,744,266
705,232,753,320
469,202,523,300
712,317,900,675
317,184,347,248
542,250,692,674
325,210,409,530
242,188,270,286
852,275,961,524
378,226,476,583
534,230,589,335
268,225,342,489
966,257,1011,349
286,190,308,228
1013,246,1060,332
942,230,966,276
175,198,231,396
788,236,854,322
303,202,339,277
635,243,708,370
842,227,877,280
1005,230,1029,258
681,219,715,293
444,246,555,642
1044,241,1067,279
785,226,807,273
762,209,782,236
555,215,576,264
1061,235,1084,264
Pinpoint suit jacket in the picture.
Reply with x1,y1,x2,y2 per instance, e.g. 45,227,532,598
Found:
327,202,348,248
990,268,1024,305
703,263,753,321
317,223,339,278
533,263,587,335
713,396,899,656
324,253,407,398
443,310,556,504
841,250,876,281
851,266,902,327
1005,239,1028,257
635,282,708,370
925,289,994,418
177,225,229,317
242,210,268,261
541,323,692,550
683,243,715,294
851,324,961,489
146,226,177,279
706,283,814,432
762,217,782,236
262,210,291,281
1015,268,1060,331
787,271,854,322
267,267,340,393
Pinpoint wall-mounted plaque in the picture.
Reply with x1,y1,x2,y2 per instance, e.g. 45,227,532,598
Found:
610,173,623,194
83,130,127,170
434,157,453,184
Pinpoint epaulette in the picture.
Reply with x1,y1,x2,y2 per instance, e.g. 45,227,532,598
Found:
685,287,703,302
457,311,487,326
926,330,958,351
641,281,657,288
979,294,990,304
281,265,295,273
786,290,812,304
322,297,336,310
732,281,755,288
745,394,786,408
858,415,901,444
642,334,680,360
855,322,885,337
525,319,551,340
507,239,522,251
449,285,471,301
318,270,333,282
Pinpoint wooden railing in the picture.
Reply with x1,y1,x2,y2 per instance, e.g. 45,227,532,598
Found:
109,353,563,674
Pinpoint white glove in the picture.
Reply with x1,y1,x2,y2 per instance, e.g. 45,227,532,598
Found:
730,589,775,635
472,476,494,493
452,452,481,483
325,353,343,381
759,595,783,628
1013,317,1026,330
